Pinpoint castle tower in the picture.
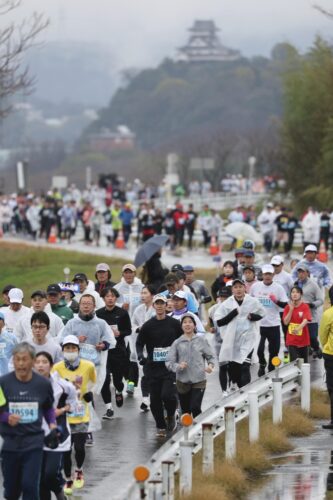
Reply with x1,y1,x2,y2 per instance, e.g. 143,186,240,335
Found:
176,20,241,63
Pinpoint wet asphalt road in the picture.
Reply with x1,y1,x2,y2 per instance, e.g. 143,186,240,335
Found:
0,237,330,498
248,424,333,500
70,357,325,500
72,366,222,500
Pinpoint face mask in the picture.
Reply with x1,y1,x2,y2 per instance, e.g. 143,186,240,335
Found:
63,352,78,362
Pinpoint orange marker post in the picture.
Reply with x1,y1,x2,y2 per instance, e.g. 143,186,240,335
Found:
133,465,150,499
181,413,193,441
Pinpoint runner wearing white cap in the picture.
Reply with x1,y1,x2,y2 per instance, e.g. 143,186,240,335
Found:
250,264,288,375
53,335,97,495
2,288,30,336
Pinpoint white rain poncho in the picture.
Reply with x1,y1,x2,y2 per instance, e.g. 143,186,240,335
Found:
214,294,265,364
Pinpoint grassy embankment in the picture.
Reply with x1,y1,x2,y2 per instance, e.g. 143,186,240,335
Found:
0,241,218,301
176,388,330,500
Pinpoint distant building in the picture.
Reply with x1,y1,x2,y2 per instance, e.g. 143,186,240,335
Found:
88,126,135,153
176,20,241,63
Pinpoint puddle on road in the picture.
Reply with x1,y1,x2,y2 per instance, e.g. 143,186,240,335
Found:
249,447,332,500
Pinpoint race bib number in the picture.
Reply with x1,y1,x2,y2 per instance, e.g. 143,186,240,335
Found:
80,343,97,361
68,401,86,418
124,294,141,306
0,344,6,359
259,297,273,308
153,347,169,362
288,322,302,336
9,402,38,423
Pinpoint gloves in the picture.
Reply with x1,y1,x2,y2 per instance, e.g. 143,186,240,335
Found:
139,357,147,366
248,313,263,322
44,427,62,449
269,294,277,303
82,391,93,403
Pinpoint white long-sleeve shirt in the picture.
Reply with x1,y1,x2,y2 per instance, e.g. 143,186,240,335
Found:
15,304,64,341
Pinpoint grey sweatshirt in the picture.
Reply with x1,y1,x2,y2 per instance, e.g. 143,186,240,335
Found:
294,278,323,323
166,334,214,384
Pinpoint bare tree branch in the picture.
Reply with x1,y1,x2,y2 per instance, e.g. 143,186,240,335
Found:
313,4,333,18
0,0,49,118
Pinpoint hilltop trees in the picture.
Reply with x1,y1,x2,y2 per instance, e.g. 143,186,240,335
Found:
281,38,333,208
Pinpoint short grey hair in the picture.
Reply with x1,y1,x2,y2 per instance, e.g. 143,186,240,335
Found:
79,293,96,304
12,342,36,359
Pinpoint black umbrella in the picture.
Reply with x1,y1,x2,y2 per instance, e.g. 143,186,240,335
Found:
134,235,169,268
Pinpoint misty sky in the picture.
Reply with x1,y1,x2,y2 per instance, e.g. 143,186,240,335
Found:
14,0,333,68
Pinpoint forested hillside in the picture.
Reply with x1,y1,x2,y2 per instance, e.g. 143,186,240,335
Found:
87,44,293,149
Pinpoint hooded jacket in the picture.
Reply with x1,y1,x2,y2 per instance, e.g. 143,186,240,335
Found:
166,334,214,384
114,277,144,317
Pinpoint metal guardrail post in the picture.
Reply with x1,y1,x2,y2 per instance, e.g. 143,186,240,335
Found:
148,480,162,500
272,377,283,424
202,423,214,474
179,441,194,496
124,362,306,500
224,406,236,460
248,391,259,442
301,363,311,412
161,461,174,500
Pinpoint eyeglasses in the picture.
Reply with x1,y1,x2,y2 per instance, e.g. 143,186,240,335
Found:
31,324,47,330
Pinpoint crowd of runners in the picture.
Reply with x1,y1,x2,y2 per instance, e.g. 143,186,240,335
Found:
1,187,333,256
2,217,333,497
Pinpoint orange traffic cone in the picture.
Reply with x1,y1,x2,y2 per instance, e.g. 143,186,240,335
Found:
318,239,328,263
209,235,220,256
48,225,57,244
115,229,125,249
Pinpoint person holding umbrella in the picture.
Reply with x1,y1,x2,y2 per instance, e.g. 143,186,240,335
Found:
141,250,169,289
134,234,169,269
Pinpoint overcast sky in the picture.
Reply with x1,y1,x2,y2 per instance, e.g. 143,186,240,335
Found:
14,0,333,67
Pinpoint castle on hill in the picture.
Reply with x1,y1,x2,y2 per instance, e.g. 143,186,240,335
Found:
176,20,241,63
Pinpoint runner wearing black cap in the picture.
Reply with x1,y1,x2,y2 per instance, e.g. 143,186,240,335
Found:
72,273,105,309
136,295,183,437
47,284,74,325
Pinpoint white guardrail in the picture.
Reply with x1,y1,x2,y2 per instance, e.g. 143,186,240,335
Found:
123,360,310,500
